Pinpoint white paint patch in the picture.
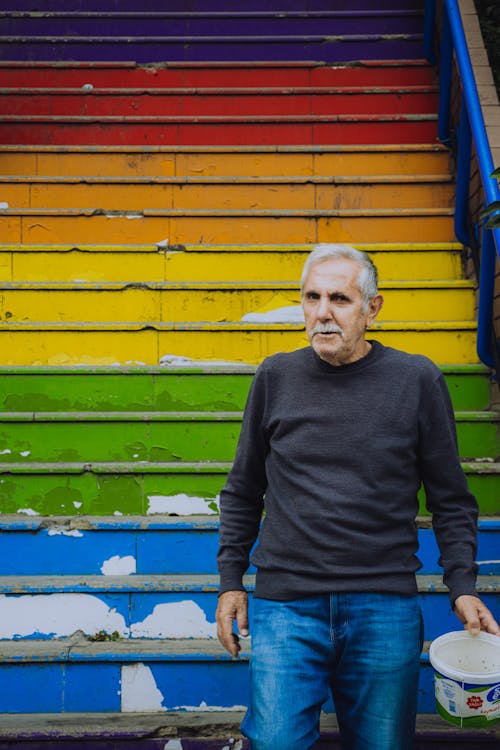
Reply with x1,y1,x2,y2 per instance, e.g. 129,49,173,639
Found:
174,703,247,712
0,449,11,455
101,555,136,576
0,594,128,638
159,354,245,367
156,237,169,249
121,663,165,712
19,450,31,457
242,305,304,323
125,360,146,366
147,493,219,515
130,601,217,639
114,510,123,516
164,741,183,750
0,203,9,209
73,501,83,509
48,526,83,538
17,508,39,516
222,741,243,750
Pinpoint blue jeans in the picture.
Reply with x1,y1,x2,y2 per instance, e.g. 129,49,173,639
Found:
242,593,423,750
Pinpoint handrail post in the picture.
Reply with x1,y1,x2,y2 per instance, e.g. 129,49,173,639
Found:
477,226,496,368
454,94,472,247
438,8,452,145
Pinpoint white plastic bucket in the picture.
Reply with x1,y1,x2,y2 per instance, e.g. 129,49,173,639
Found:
429,631,500,727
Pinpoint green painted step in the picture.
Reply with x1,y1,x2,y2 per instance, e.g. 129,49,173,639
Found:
0,365,492,413
0,410,498,464
0,461,498,516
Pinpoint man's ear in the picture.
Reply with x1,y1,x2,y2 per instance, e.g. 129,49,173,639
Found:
366,294,384,326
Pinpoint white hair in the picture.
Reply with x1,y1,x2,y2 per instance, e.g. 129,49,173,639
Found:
300,244,378,311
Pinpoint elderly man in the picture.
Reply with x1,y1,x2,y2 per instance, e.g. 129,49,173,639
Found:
216,244,499,750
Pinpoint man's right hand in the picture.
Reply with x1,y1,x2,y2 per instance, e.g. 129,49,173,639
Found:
216,590,249,658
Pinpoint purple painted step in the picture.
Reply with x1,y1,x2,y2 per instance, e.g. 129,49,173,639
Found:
0,12,424,37
0,37,425,63
1,1,426,11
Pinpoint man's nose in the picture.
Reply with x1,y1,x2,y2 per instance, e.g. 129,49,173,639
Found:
317,295,332,319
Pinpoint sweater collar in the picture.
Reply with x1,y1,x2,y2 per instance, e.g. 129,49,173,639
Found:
310,339,382,374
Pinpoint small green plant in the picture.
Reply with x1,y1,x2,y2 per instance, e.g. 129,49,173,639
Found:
88,630,121,642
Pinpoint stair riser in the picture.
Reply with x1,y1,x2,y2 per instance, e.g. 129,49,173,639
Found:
1,528,498,577
0,419,496,463
0,213,454,245
1,469,497,516
0,91,439,118
0,149,449,178
0,120,438,146
2,0,425,11
0,38,425,63
0,287,473,324
0,248,466,284
0,370,490,412
0,660,441,714
0,63,437,89
0,15,424,37
2,182,454,211
0,591,497,642
0,328,478,366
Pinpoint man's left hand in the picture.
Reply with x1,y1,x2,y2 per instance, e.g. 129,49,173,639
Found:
454,595,500,636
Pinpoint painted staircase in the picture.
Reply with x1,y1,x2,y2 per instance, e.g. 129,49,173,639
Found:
0,1,499,747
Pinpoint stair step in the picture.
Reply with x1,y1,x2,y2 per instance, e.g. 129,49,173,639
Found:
0,712,498,748
0,86,439,118
0,638,444,715
0,113,438,146
0,35,425,64
0,144,450,178
0,363,491,412
0,320,478,366
1,0,426,11
1,409,496,463
0,280,474,324
0,60,438,88
0,10,424,38
0,207,454,245
1,460,498,516
0,174,454,211
0,242,466,283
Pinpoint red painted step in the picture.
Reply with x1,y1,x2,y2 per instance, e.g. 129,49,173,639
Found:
0,61,436,88
0,116,438,145
0,87,439,117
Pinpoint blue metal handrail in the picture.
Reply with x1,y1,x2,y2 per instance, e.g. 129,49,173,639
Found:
425,0,500,368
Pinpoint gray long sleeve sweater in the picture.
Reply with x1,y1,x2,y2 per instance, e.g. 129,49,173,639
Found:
217,341,479,605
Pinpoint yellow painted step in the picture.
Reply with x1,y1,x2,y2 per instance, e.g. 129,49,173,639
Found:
0,209,455,244
0,322,479,366
0,243,465,284
0,176,455,211
0,281,475,323
0,144,451,178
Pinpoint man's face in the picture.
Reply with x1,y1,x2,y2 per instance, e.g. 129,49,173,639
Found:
302,257,383,367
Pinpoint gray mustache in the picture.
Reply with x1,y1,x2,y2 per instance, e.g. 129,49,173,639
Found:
311,324,344,337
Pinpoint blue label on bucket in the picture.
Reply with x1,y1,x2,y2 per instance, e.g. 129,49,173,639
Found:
487,684,500,704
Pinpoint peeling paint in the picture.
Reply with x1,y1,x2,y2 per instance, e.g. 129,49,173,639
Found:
147,493,219,515
73,501,83,509
0,594,128,639
131,601,217,639
47,527,84,537
0,449,11,455
175,702,247,712
16,508,39,516
164,741,184,750
121,663,165,712
19,451,31,457
242,304,304,323
222,741,244,750
101,555,136,576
